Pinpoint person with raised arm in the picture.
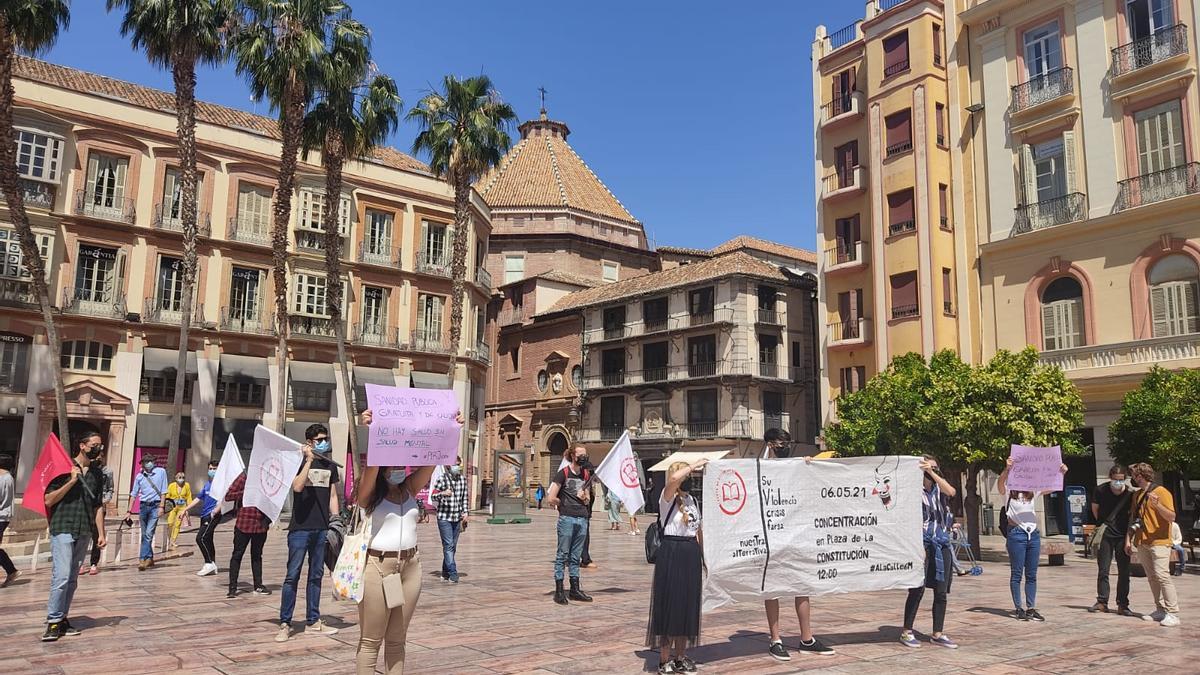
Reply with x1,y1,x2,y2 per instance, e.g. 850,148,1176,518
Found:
646,458,707,674
899,456,959,650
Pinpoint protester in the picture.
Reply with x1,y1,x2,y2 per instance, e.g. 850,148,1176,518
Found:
0,453,17,587
224,471,270,598
761,428,834,659
646,459,707,674
432,457,469,583
606,486,622,531
189,461,220,576
1126,462,1180,626
628,505,642,536
164,470,193,551
277,423,341,642
900,456,959,649
1089,464,1135,615
41,432,107,641
547,445,594,604
128,455,167,571
580,451,597,569
416,486,430,524
1170,522,1186,576
81,452,113,577
535,484,545,510
998,457,1067,621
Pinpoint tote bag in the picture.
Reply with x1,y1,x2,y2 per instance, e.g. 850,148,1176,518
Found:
332,506,370,603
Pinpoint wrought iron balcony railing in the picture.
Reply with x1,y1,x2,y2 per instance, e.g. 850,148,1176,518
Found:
415,249,451,277
888,219,916,237
885,139,913,157
73,189,134,224
220,306,274,335
891,303,920,319
357,240,401,267
353,321,396,348
143,297,204,325
475,266,492,292
0,278,37,308
153,204,211,236
1010,66,1074,113
409,329,451,354
228,216,270,246
1116,163,1200,211
1014,192,1087,234
288,314,338,339
62,287,125,318
2,178,55,209
1112,24,1189,76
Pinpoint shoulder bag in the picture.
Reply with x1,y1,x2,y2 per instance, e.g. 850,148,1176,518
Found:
331,505,370,603
644,498,678,565
1088,488,1133,556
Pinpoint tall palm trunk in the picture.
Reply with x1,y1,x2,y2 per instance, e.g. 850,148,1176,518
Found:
166,50,199,477
271,79,305,433
0,20,68,442
320,132,359,476
445,169,470,380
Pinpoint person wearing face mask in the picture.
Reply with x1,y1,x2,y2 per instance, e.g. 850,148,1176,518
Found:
646,459,707,674
431,457,470,583
82,450,113,576
998,456,1067,621
1089,465,1135,615
128,455,168,571
0,453,17,587
277,423,341,642
164,471,194,551
41,432,107,641
547,445,595,604
900,456,959,649
188,461,221,576
1126,462,1180,627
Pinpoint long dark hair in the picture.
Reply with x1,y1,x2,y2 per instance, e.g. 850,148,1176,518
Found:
366,467,399,513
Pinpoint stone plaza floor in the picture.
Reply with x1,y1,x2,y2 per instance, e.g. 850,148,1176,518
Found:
1,508,1198,674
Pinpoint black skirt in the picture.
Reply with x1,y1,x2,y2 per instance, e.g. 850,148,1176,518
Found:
646,535,702,647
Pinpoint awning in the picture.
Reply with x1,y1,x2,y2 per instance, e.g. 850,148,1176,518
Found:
212,417,257,461
142,348,198,376
354,366,396,387
290,361,336,386
135,413,192,449
410,370,450,389
648,450,731,472
219,354,269,383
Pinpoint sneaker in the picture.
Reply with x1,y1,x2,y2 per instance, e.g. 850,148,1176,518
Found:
1145,609,1168,622
657,661,677,675
1,570,19,587
1026,609,1045,622
450,576,459,584
1117,607,1137,617
1160,613,1181,627
899,631,920,648
1088,602,1108,613
274,623,291,642
674,656,698,673
796,637,835,656
767,640,791,661
87,565,98,576
41,623,63,642
253,586,271,595
1015,609,1028,621
930,634,959,649
206,564,219,576
196,564,210,577
307,619,338,636
59,619,81,636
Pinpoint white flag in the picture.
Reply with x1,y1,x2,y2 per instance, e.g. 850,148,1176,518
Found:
594,431,645,515
209,435,245,515
244,425,304,523
425,464,445,509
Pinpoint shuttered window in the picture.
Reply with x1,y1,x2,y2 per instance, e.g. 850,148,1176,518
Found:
1149,254,1200,337
416,293,445,340
887,189,915,234
840,366,866,394
1041,276,1084,350
935,103,947,145
939,184,949,229
883,31,910,76
1134,99,1186,175
84,152,128,209
890,272,918,318
885,109,912,155
237,184,271,234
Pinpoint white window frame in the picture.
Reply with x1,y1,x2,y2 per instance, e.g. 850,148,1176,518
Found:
1023,20,1062,80
156,255,184,312
292,272,328,317
236,183,272,234
504,255,525,284
601,260,620,283
84,152,129,211
1134,99,1185,175
1150,254,1200,337
423,220,449,265
297,188,351,234
74,244,119,303
229,266,262,323
1041,297,1083,351
15,128,64,183
60,340,114,372
0,227,50,280
360,285,387,333
416,293,444,340
364,209,394,255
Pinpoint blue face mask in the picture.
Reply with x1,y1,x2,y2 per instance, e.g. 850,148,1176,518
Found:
314,440,331,453
207,469,216,478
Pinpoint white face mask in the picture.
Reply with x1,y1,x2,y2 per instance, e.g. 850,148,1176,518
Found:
387,470,406,486
1111,479,1127,492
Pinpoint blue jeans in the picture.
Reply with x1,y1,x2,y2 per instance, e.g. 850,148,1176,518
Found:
139,502,160,560
280,529,327,626
554,515,589,580
46,532,91,623
437,519,461,580
1006,528,1041,609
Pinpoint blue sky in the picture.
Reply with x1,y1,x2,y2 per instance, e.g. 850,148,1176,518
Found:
42,2,864,252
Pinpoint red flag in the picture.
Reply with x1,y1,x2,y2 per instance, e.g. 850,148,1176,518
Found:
22,432,73,517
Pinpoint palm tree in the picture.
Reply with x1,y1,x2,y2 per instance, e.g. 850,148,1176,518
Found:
108,0,229,477
0,1,70,443
301,33,401,470
233,0,364,433
408,75,515,380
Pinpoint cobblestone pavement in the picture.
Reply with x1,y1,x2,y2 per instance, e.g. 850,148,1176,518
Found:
2,509,1197,674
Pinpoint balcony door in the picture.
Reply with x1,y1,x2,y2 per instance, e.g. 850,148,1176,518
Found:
156,256,184,315
84,152,128,213
74,244,119,304
229,266,262,328
1135,100,1185,175
361,286,387,337
1023,21,1062,81
1126,0,1174,41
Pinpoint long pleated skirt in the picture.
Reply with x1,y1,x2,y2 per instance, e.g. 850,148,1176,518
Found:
645,535,702,648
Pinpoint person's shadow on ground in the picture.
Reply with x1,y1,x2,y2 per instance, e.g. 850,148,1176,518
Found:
634,626,901,672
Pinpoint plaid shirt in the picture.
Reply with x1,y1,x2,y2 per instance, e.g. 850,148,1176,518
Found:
46,465,103,539
224,472,270,534
433,472,469,522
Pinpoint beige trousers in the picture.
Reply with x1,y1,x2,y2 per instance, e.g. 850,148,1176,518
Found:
356,553,422,675
1138,544,1180,614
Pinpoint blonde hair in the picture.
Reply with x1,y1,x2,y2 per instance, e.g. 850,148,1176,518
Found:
668,461,692,525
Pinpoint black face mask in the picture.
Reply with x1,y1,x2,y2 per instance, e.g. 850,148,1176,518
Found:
85,449,102,461
576,457,589,469
680,478,694,492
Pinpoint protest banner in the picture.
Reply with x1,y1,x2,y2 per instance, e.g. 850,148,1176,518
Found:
23,433,73,517
364,384,462,466
209,436,245,515
1007,445,1064,492
243,425,304,523
594,431,645,515
702,456,924,611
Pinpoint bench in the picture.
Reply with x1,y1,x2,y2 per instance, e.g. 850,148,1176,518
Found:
1042,541,1073,566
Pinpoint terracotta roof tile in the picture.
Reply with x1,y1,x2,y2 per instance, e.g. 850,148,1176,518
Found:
14,56,429,176
499,269,600,290
655,245,712,257
711,235,817,264
542,251,790,315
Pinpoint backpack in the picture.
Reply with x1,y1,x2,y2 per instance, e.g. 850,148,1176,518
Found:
644,498,678,564
999,498,1012,536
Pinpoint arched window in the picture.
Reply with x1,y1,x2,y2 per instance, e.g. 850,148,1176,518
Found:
1149,254,1200,337
1041,277,1084,350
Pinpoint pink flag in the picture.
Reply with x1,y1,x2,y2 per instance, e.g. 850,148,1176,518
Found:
23,433,74,517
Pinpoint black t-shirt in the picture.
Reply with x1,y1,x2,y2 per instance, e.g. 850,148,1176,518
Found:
1091,482,1132,538
290,455,340,531
553,466,592,519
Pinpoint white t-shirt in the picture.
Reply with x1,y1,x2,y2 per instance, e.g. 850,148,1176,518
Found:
369,493,419,551
659,492,701,538
1007,494,1040,534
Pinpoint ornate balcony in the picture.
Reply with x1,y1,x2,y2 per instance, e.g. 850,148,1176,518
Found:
73,189,134,224
409,329,451,354
888,219,916,237
891,303,919,319
1040,333,1200,373
469,341,491,365
153,204,211,237
498,306,531,327
1,178,56,210
756,309,783,325
579,360,751,392
288,314,338,340
1010,67,1074,114
357,241,401,267
142,297,204,325
1116,163,1200,211
220,306,274,335
415,249,451,277
228,216,271,246
475,267,492,292
0,279,37,308
353,321,396,348
62,287,125,319
1014,192,1087,235
1112,24,1189,77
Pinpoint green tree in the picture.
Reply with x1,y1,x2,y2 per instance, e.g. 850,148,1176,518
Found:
233,0,364,432
408,75,515,379
1110,366,1200,477
0,0,70,444
109,0,230,476
302,33,401,471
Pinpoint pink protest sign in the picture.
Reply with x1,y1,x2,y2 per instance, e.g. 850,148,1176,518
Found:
1007,445,1064,493
364,383,462,466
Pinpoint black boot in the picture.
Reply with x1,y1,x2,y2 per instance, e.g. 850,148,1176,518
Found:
568,577,593,602
553,578,568,605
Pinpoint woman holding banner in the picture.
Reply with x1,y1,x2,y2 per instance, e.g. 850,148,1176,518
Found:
646,458,707,674
998,456,1068,622
900,457,959,650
